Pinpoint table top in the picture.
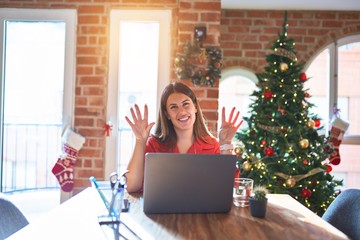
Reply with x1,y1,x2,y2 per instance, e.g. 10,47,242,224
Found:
8,187,349,240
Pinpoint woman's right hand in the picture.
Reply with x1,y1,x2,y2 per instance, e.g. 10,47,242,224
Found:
125,104,155,142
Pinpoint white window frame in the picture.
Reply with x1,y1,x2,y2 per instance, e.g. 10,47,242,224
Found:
221,67,258,83
106,10,171,176
0,9,77,197
0,8,77,128
304,34,360,145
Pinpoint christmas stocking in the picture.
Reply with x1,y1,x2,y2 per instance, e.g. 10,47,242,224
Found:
52,127,85,192
328,117,349,165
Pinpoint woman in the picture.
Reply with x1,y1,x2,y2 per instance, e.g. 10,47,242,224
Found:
125,82,243,193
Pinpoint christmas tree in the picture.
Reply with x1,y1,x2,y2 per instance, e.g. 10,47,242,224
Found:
234,12,342,216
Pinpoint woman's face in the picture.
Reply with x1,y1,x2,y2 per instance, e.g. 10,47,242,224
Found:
165,93,197,132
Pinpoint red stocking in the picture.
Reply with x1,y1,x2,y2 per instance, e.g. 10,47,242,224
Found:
328,117,349,165
52,128,85,192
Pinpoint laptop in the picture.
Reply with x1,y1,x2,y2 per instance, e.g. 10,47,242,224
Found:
143,153,237,214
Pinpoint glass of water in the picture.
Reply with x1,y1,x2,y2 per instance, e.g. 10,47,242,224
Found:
233,178,253,207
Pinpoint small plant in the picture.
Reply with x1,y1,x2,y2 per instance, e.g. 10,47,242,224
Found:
252,185,268,200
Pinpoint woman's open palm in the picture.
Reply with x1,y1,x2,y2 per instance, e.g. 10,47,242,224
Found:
219,107,243,143
125,104,155,142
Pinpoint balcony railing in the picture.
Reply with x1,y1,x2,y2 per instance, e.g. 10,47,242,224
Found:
1,123,62,192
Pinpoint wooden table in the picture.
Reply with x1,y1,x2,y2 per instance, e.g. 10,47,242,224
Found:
8,187,349,240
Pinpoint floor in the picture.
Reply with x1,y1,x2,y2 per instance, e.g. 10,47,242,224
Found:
5,189,60,223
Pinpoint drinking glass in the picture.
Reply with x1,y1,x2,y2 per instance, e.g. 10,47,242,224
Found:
233,178,253,207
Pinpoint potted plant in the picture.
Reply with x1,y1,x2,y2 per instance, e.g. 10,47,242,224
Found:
249,185,268,218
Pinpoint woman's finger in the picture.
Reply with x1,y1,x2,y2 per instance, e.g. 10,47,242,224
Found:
134,104,142,120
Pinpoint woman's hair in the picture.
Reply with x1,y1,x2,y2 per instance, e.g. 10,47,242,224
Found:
153,81,213,148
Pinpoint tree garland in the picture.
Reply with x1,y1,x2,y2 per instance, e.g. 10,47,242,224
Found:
174,42,222,87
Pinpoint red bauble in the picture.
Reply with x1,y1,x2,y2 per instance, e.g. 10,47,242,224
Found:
261,139,266,145
305,92,310,98
300,72,307,81
325,164,333,173
314,119,321,127
301,188,312,199
263,90,273,100
264,147,274,156
303,159,308,165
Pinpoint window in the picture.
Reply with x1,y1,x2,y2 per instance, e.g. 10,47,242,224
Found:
218,67,258,132
0,9,77,192
305,34,360,189
106,10,171,176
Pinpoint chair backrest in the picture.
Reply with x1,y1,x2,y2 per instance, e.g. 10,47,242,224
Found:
322,188,360,240
0,195,29,239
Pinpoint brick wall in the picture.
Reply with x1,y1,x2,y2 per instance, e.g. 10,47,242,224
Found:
221,10,360,72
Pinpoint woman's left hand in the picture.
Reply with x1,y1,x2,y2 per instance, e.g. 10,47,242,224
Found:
219,107,243,144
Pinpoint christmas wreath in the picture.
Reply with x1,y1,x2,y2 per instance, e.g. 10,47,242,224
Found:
174,42,222,87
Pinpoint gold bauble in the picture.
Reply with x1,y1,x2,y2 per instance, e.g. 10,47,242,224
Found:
307,120,315,128
299,139,309,149
242,161,252,171
286,177,296,188
280,62,288,72
234,147,243,155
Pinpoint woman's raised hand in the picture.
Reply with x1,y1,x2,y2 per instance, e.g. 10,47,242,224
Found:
125,104,155,142
219,107,243,144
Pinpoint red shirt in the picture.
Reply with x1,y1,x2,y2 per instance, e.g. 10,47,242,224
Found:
145,135,220,154
145,135,239,178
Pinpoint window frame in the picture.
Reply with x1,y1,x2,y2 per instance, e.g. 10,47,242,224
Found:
0,8,77,192
304,34,360,145
105,9,171,176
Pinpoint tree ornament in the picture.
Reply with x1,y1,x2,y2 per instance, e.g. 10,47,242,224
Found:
303,159,309,165
263,90,273,100
285,176,296,188
273,47,297,62
261,139,267,146
264,147,274,157
242,161,252,171
234,146,243,155
280,62,288,72
325,164,333,173
306,120,315,128
257,123,287,134
299,139,309,149
314,119,321,127
275,168,325,186
299,72,307,81
301,188,312,199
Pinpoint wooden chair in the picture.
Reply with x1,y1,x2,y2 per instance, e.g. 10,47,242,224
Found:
322,188,360,240
0,195,29,239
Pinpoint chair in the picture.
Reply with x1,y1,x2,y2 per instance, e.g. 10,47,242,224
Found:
322,189,360,240
0,195,29,239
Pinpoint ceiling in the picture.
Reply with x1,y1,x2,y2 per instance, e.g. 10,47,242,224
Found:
221,0,360,11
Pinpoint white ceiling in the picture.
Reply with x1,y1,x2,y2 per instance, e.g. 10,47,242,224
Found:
221,0,360,11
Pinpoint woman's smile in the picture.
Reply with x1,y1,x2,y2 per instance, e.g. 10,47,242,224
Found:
166,93,197,131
